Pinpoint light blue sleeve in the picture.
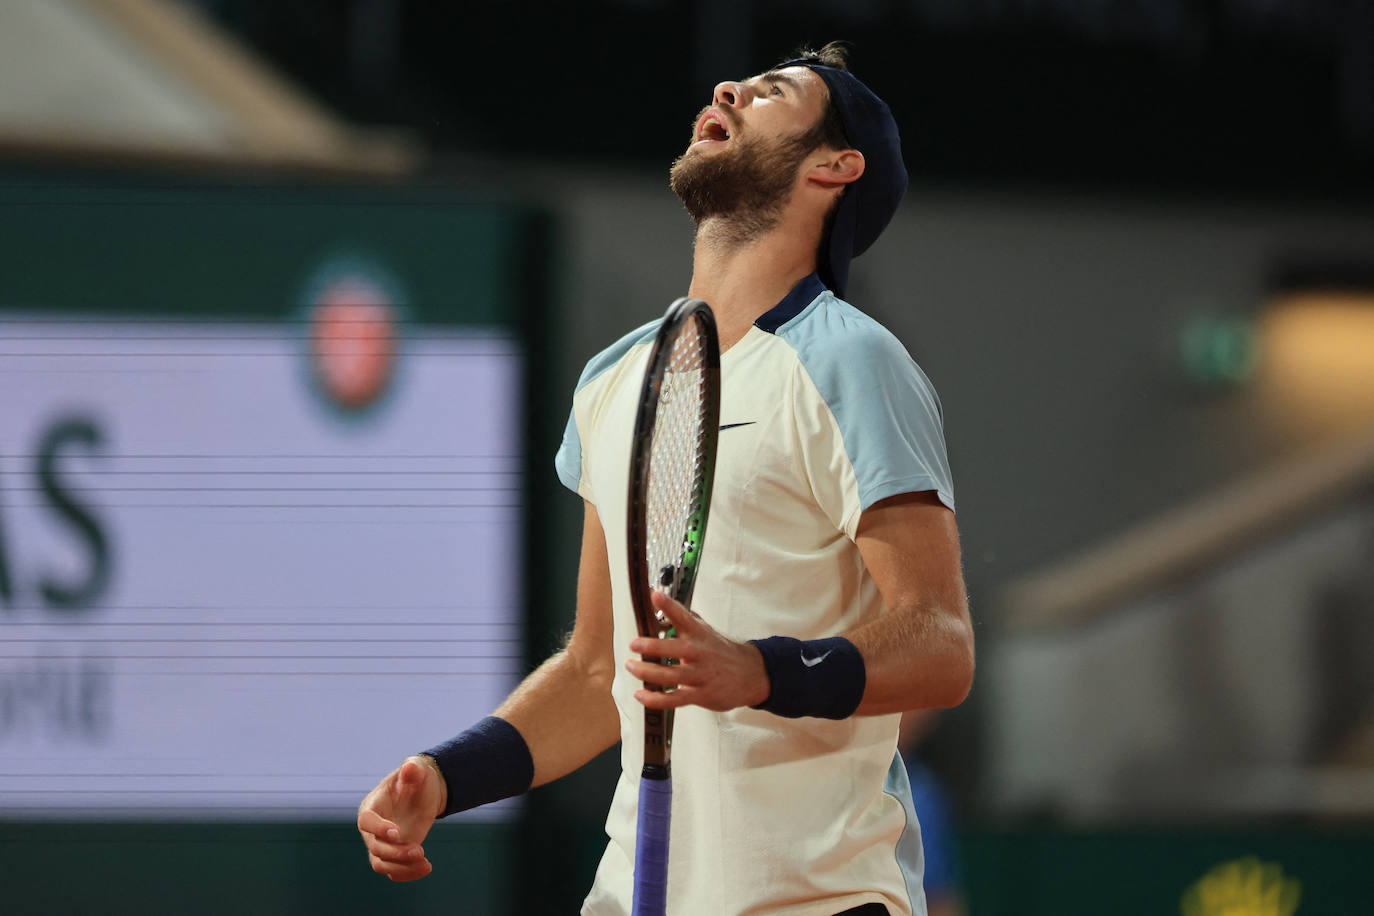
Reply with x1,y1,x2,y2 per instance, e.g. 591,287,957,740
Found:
553,318,660,498
781,296,955,516
554,408,583,496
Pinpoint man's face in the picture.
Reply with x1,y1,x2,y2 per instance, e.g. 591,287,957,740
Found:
669,66,831,228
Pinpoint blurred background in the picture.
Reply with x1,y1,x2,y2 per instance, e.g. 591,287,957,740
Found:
2,0,1372,913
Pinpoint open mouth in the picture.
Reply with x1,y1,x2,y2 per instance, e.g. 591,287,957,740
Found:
696,111,731,143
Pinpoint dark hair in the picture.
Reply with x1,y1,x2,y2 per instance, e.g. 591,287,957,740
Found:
792,40,851,70
784,41,852,152
778,41,859,275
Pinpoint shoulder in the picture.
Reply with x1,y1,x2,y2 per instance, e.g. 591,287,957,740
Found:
556,316,660,497
777,292,918,367
771,290,956,517
773,292,941,416
573,317,660,395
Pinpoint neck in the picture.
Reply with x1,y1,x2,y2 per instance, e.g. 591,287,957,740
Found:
686,208,823,352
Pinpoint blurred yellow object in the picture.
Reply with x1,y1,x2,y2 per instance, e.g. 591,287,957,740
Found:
1259,292,1374,436
1180,857,1301,916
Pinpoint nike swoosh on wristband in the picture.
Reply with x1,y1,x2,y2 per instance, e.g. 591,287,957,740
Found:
799,649,833,668
720,421,756,431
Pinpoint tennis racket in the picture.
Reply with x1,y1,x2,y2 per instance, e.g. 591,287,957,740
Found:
625,297,721,916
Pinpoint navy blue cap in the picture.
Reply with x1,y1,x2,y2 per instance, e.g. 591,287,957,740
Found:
776,59,907,297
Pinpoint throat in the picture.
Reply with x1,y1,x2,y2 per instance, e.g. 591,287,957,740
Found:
686,211,822,351
695,211,783,253
716,321,756,354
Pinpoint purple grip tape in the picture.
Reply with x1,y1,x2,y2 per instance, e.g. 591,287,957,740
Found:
631,775,672,916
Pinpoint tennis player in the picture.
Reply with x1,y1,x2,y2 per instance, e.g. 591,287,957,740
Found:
358,42,974,916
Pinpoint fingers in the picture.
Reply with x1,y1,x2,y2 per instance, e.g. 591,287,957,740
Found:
359,759,443,883
361,823,430,881
629,635,697,662
396,759,432,797
398,755,446,821
361,820,430,881
368,849,433,882
398,759,424,783
368,836,426,864
357,807,400,843
650,590,697,632
633,593,711,661
633,685,697,710
626,656,698,688
390,760,429,803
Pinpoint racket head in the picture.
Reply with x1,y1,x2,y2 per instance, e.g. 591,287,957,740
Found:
625,298,721,770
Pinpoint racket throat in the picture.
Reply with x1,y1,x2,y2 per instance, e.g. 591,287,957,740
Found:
657,563,681,591
641,762,671,781
642,706,674,770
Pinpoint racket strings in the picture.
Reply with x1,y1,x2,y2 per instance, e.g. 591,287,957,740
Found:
643,319,710,610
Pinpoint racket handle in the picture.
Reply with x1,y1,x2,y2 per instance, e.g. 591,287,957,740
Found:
631,774,672,916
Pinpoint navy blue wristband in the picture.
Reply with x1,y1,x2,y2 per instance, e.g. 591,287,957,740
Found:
421,716,534,818
748,636,866,719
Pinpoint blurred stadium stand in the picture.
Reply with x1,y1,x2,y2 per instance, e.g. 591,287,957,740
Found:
0,0,416,174
995,428,1374,822
175,0,1374,193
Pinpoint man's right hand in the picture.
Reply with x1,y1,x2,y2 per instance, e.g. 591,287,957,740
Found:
357,755,447,881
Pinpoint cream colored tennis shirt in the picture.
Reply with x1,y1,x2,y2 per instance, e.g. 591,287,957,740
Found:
556,275,954,916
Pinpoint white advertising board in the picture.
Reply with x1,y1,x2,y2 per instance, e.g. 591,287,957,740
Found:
0,316,524,820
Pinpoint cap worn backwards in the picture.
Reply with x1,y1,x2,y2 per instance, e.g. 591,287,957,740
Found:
776,58,907,298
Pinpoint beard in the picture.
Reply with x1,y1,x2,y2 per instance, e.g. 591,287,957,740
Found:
669,122,820,244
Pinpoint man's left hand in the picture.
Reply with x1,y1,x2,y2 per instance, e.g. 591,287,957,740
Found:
626,591,770,712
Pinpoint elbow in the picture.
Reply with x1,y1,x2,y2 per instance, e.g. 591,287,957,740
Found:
933,620,975,709
578,652,618,694
562,638,616,693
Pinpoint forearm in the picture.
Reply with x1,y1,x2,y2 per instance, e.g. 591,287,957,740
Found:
632,590,973,721
494,645,621,788
846,603,975,715
846,491,974,716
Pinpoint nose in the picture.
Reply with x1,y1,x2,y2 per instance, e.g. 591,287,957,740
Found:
712,80,748,109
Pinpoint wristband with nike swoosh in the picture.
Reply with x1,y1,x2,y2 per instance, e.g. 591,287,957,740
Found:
748,635,866,719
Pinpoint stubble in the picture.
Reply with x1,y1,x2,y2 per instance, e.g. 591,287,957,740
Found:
669,124,820,249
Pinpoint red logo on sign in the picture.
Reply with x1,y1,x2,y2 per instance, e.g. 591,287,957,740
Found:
308,279,397,411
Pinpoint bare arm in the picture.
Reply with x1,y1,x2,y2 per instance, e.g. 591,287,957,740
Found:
846,490,974,714
358,500,620,880
627,490,974,716
494,499,621,786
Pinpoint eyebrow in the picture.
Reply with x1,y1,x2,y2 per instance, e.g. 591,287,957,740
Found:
759,71,804,91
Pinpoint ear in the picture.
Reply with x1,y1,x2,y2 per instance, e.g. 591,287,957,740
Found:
807,148,865,188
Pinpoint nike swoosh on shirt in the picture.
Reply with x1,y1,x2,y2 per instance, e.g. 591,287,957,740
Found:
800,649,833,668
719,421,756,431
